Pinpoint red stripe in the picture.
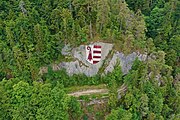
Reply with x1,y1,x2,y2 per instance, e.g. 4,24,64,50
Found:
93,56,101,58
94,45,101,48
93,61,99,64
93,51,101,53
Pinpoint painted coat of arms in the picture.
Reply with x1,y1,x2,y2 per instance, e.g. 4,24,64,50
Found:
86,45,101,64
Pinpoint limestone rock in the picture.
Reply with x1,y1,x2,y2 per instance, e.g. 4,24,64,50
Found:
104,52,119,74
61,44,72,56
42,42,148,76
60,42,113,76
105,52,147,75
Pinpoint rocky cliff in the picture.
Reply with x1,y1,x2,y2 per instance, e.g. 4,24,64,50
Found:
40,42,147,76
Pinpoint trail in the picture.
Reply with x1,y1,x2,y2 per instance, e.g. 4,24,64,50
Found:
67,84,127,97
68,89,108,97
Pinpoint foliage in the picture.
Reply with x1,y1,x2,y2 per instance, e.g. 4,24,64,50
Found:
0,0,179,119
107,52,179,119
0,79,82,120
106,107,132,120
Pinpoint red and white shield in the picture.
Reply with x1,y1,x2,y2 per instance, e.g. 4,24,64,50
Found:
86,45,101,64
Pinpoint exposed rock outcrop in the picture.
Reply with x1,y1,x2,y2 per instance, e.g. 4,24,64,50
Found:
60,42,113,76
61,44,72,56
39,42,147,76
105,52,147,74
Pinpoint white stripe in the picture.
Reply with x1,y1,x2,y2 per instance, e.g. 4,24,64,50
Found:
93,53,101,56
93,48,101,51
93,58,101,61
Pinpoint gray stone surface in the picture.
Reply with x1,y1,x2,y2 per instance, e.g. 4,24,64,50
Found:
60,42,113,76
40,43,148,76
58,42,147,76
118,52,137,74
104,52,119,74
61,44,72,56
105,52,147,75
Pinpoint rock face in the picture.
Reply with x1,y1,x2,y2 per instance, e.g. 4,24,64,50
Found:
60,42,113,76
40,42,147,76
105,52,147,74
61,44,72,56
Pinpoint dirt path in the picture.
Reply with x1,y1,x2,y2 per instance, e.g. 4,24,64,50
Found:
68,89,108,97
68,84,127,97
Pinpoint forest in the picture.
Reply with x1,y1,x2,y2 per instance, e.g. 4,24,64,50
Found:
0,0,179,120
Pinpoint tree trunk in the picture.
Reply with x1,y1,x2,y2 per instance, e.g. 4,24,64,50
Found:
90,20,93,39
87,3,93,39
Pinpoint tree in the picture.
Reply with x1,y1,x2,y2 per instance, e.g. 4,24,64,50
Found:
146,6,165,39
108,78,118,109
140,94,149,118
60,8,74,41
165,49,177,66
106,107,132,120
96,0,110,34
11,81,33,120
68,97,83,120
0,79,13,119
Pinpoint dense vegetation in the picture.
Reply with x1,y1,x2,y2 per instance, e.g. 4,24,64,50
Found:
0,0,179,120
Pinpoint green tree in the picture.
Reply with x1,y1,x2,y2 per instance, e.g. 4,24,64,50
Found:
96,0,110,34
165,49,177,66
11,81,33,120
106,107,132,120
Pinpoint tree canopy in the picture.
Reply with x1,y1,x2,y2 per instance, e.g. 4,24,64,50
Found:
0,0,179,119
